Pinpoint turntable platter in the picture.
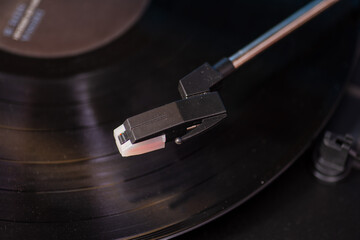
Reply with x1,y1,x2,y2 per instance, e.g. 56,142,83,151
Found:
0,0,358,239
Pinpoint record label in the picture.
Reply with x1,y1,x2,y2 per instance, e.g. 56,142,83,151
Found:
0,0,149,58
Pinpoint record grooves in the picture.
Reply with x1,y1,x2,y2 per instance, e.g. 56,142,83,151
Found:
0,0,359,239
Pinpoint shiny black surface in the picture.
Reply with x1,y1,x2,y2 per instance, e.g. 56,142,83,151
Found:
0,0,358,239
176,150,360,240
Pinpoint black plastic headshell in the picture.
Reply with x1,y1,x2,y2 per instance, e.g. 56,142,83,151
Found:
114,60,234,157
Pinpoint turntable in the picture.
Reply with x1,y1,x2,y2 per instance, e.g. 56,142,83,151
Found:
0,0,359,239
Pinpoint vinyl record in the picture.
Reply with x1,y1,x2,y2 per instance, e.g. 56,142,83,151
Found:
0,0,359,239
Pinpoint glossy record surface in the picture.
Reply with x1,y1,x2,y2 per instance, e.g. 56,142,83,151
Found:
0,0,359,239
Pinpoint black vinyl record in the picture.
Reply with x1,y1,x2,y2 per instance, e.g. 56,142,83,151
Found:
0,0,359,239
